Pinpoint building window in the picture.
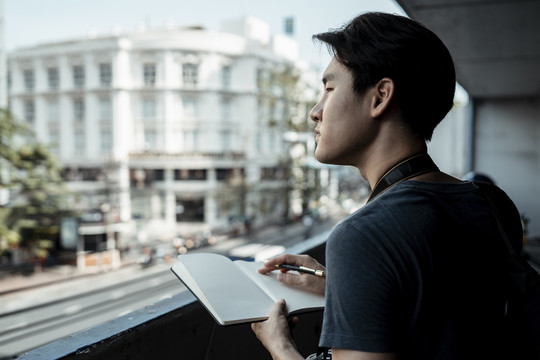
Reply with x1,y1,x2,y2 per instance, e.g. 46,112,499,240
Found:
99,97,112,121
222,65,231,88
130,168,160,188
48,100,59,123
256,67,264,88
99,63,112,88
176,198,204,222
221,98,231,122
48,124,59,153
74,127,85,154
47,68,59,90
24,100,35,123
269,131,276,151
174,169,207,181
73,65,85,89
143,63,156,86
182,97,198,119
256,131,262,152
182,63,198,86
73,98,85,122
78,168,102,181
24,70,35,92
217,168,234,181
47,100,59,153
257,97,265,125
221,130,231,151
141,98,156,120
153,169,165,181
183,130,199,150
261,167,279,180
144,127,157,149
269,102,276,126
100,126,112,153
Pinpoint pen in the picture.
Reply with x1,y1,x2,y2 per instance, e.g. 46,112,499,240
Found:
277,264,325,277
260,259,326,277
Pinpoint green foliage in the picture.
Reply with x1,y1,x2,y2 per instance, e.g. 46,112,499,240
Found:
0,108,31,164
257,63,315,132
0,108,71,259
257,63,321,218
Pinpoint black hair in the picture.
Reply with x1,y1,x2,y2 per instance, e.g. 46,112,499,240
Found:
313,12,456,141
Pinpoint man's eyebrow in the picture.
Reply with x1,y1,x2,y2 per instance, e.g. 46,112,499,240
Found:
322,73,335,84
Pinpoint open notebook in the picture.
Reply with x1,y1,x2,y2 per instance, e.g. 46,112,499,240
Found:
171,253,325,326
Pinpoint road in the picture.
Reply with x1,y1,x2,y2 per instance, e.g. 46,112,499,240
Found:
0,219,337,358
0,263,182,358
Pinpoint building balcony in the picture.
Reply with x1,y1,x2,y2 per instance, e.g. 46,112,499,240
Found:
17,233,328,359
128,150,246,161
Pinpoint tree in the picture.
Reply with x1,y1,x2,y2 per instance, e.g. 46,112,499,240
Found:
258,63,321,220
215,62,322,227
0,108,72,264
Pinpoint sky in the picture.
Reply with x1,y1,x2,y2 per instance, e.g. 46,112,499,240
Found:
3,0,406,70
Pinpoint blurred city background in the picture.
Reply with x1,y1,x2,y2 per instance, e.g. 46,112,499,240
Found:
0,0,539,358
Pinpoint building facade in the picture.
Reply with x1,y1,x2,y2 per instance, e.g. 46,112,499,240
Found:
0,0,6,108
7,17,305,248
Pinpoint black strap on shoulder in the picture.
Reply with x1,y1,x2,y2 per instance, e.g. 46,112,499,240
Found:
475,181,540,294
474,182,518,255
367,153,439,203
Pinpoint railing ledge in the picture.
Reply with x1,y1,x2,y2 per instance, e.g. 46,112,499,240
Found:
18,232,329,359
18,291,197,359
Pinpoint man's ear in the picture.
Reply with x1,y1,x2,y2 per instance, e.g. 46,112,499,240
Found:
370,78,395,118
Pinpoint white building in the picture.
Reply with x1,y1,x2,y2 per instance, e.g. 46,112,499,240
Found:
0,0,5,108
0,0,8,207
7,17,305,248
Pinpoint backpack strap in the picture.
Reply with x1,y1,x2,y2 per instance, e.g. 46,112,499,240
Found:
474,181,540,293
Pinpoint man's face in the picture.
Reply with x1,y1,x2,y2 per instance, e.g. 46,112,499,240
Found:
310,58,376,166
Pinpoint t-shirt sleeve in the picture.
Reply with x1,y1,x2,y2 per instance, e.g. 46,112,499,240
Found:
319,219,404,353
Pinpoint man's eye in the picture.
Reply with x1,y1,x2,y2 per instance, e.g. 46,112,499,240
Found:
325,87,333,93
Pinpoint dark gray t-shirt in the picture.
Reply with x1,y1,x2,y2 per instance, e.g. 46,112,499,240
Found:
319,180,521,359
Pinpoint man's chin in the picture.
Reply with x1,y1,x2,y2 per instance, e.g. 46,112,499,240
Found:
314,153,333,165
315,152,352,167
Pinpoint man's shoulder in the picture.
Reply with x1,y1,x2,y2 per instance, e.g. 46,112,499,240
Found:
341,181,481,229
389,180,476,197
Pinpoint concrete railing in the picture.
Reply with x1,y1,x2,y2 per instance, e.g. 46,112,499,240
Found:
18,232,329,360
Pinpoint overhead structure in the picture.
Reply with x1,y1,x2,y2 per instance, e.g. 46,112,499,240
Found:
396,0,540,99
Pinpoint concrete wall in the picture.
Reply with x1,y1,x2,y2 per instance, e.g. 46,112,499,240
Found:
429,104,468,177
474,97,540,237
429,98,540,238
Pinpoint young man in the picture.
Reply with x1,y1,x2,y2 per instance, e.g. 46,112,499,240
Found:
252,12,523,360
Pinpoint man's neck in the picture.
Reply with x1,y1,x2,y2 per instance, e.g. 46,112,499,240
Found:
360,141,428,190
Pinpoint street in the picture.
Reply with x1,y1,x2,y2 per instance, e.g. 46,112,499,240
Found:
0,219,337,358
0,262,181,357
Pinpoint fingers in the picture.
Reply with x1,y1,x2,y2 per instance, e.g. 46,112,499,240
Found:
277,272,307,287
276,268,326,296
257,254,326,296
251,299,287,336
258,254,294,274
258,254,324,274
273,298,287,314
288,316,299,329
251,299,299,357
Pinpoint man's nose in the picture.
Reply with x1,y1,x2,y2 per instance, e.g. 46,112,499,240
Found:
310,103,322,122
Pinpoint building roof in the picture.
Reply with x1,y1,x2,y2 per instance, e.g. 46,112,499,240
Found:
8,18,298,61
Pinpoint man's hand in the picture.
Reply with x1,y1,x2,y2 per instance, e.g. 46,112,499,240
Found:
251,299,304,360
259,254,326,296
